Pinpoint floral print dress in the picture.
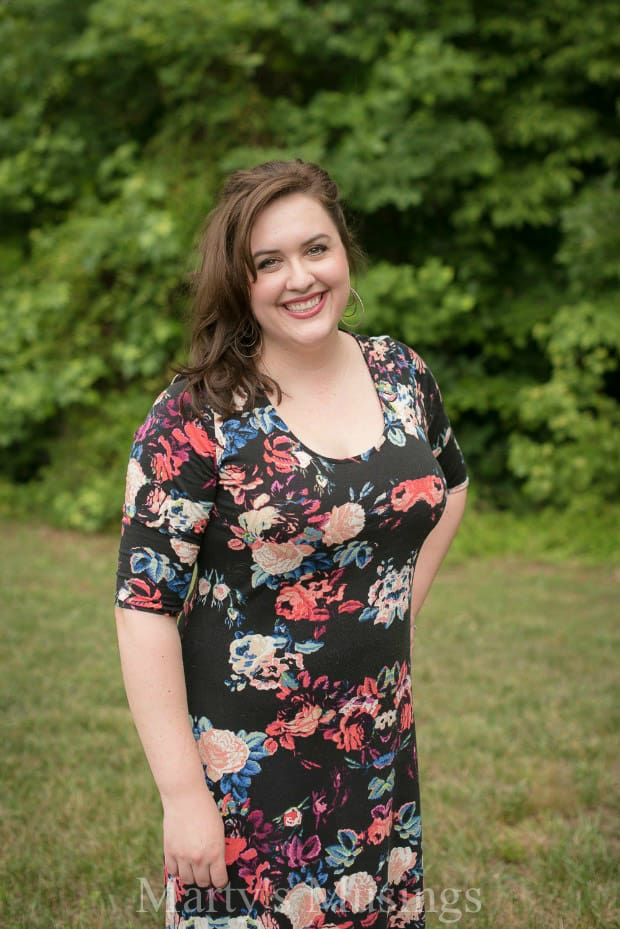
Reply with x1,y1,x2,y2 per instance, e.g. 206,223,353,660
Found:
116,333,468,929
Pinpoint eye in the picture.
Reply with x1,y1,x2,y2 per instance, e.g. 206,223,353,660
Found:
307,244,328,257
257,257,279,271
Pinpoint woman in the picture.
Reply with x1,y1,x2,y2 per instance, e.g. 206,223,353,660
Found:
115,159,468,929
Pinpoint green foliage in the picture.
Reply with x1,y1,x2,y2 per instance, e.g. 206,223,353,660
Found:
1,0,618,534
0,385,157,532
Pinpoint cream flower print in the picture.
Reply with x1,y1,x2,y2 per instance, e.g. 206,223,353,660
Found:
335,870,377,912
239,505,280,536
197,728,250,781
392,383,423,436
228,633,304,691
294,449,313,468
253,540,314,575
367,560,412,627
170,537,199,564
124,458,147,510
374,708,398,731
151,495,212,534
230,633,277,674
322,502,365,546
387,846,418,884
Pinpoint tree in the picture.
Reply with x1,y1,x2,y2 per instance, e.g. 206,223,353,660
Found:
1,0,618,530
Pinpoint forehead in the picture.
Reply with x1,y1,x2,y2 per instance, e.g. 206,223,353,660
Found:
250,193,337,248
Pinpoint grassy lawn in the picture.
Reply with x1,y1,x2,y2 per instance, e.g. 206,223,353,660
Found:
1,521,618,928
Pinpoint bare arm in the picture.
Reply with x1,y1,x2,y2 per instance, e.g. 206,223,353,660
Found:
115,606,228,888
410,486,468,650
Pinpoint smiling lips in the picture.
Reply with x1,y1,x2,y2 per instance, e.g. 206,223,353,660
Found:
282,291,326,318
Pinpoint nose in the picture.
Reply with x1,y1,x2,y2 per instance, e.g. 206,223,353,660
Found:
285,258,315,292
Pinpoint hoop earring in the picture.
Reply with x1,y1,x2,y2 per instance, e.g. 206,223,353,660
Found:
234,325,262,359
341,288,365,328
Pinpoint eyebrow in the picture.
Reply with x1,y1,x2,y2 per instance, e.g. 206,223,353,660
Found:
251,233,331,260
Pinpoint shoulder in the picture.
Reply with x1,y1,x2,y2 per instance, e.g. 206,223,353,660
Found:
141,376,216,423
355,333,430,377
133,377,223,462
355,334,446,422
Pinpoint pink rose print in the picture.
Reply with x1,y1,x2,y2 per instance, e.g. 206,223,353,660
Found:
151,435,185,482
174,420,218,458
391,475,444,512
278,882,326,929
117,577,162,611
275,572,348,623
283,807,303,827
219,463,263,505
322,502,366,546
197,728,250,781
367,800,393,845
253,540,314,575
334,704,375,752
143,484,166,518
335,870,377,913
387,846,418,884
266,697,324,750
263,435,299,475
212,582,230,601
276,582,327,622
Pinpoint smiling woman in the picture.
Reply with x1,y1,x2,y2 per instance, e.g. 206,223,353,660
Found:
172,160,366,419
248,195,351,351
114,159,468,929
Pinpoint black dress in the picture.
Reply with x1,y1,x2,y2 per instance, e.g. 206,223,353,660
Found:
116,333,468,929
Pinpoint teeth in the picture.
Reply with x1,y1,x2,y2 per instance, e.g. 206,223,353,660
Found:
284,294,322,313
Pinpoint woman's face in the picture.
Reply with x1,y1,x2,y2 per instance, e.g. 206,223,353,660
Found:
248,193,350,355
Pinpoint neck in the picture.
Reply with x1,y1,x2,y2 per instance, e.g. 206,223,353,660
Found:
260,330,355,399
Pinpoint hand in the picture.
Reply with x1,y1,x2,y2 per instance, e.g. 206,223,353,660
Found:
163,786,228,889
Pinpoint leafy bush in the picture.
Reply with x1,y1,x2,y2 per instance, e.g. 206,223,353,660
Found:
1,0,618,542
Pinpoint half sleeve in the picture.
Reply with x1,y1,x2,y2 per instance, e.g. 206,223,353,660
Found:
115,384,219,616
418,361,469,493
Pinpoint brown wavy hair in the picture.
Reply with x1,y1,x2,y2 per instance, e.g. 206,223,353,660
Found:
175,159,365,417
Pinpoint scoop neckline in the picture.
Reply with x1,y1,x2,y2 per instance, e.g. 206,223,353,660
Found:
263,331,389,464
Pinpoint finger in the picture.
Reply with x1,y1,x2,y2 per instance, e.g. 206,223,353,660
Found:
164,855,179,881
210,859,228,890
190,862,213,888
178,863,197,886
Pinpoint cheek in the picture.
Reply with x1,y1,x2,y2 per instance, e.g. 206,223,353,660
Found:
249,278,272,313
331,252,351,286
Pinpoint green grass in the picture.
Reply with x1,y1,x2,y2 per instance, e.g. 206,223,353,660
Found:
1,521,618,928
